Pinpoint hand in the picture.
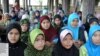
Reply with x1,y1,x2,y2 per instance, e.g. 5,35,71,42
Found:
74,40,83,48
45,41,52,47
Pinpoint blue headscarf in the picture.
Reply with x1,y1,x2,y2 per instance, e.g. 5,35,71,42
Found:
85,25,100,56
63,13,79,40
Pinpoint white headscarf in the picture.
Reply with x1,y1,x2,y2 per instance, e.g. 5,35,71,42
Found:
60,29,73,41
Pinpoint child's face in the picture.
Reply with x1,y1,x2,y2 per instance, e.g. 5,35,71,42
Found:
33,35,45,50
60,11,64,17
35,12,39,16
41,19,50,30
71,19,79,27
8,28,20,44
54,18,61,26
92,31,100,45
61,34,74,49
90,21,98,27
21,24,28,32
48,13,52,18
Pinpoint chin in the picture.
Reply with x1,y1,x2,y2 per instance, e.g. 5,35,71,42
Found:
44,28,49,30
66,47,71,49
10,41,17,44
37,48,44,51
65,46,72,49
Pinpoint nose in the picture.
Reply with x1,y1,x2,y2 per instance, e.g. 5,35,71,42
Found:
11,34,16,38
38,40,42,44
67,41,73,44
44,24,47,26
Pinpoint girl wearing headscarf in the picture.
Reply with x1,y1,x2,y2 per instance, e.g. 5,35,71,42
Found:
86,17,99,33
58,10,68,25
34,10,40,21
24,28,52,56
33,10,40,27
6,22,27,56
39,15,57,47
62,13,86,48
53,14,64,34
80,25,100,56
88,17,99,27
52,29,79,56
83,14,95,33
48,12,53,22
20,19,30,44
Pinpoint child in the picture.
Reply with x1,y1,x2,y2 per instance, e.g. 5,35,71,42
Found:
85,17,99,33
20,19,30,44
62,13,86,48
80,25,100,56
6,22,27,56
34,10,40,21
24,28,52,56
39,15,57,47
83,14,95,33
88,17,99,27
58,10,68,25
48,12,53,22
52,29,79,56
53,14,64,34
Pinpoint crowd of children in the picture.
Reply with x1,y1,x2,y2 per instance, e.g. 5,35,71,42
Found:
0,6,100,56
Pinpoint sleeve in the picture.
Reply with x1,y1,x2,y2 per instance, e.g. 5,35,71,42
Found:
24,48,32,56
79,27,86,43
84,31,88,41
80,46,88,56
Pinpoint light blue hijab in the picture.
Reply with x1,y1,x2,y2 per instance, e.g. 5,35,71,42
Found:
85,25,100,56
62,13,79,41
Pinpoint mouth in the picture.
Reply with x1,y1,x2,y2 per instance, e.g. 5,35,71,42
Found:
66,45,71,47
11,39,16,41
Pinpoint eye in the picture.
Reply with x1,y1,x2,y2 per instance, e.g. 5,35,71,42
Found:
9,32,13,35
42,22,45,24
94,34,97,37
41,37,45,40
63,37,67,41
35,39,39,41
15,32,19,35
